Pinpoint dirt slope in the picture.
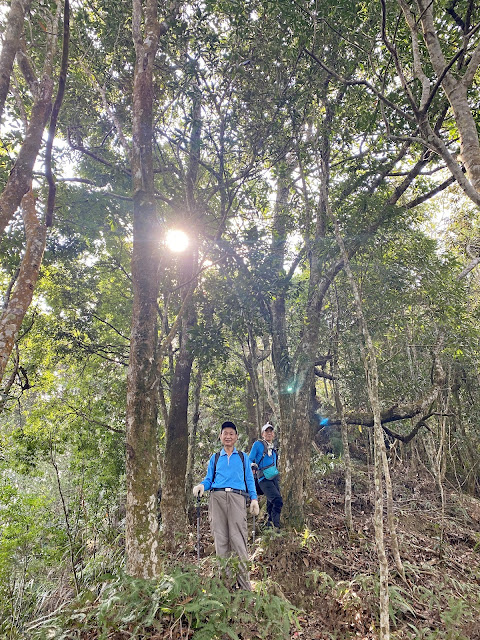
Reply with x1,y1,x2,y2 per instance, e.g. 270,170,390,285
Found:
192,462,480,639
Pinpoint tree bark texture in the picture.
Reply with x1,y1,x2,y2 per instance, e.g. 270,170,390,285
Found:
125,0,162,579
0,189,46,383
269,175,305,525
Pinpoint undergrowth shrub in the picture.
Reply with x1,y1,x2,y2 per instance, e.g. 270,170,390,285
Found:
29,565,298,639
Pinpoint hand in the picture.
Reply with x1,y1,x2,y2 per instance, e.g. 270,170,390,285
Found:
193,484,205,498
250,462,258,470
249,499,259,516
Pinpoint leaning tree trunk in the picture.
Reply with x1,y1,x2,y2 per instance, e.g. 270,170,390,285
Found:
0,189,46,383
413,0,480,195
0,64,55,237
0,0,65,377
125,0,162,578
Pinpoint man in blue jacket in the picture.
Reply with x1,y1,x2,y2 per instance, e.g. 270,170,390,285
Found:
193,421,259,590
249,422,283,529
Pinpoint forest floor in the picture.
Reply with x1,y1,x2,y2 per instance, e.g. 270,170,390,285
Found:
26,459,480,640
189,459,480,639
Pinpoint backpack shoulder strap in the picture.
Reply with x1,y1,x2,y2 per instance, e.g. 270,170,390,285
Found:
258,440,268,462
212,451,221,482
239,451,247,490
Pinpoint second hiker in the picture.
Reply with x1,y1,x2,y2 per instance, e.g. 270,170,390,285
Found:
249,422,283,529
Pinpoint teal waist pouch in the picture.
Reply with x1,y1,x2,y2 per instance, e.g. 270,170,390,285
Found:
262,464,279,480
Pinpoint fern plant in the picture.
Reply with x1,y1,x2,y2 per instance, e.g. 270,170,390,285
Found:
29,565,298,640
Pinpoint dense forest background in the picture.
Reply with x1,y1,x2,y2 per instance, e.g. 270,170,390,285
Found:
1,1,480,638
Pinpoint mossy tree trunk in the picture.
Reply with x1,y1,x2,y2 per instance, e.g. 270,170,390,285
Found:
125,0,162,579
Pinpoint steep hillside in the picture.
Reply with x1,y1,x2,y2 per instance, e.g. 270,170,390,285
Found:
244,463,480,639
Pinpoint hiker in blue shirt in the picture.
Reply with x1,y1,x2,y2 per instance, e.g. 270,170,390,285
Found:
193,421,259,590
249,422,283,529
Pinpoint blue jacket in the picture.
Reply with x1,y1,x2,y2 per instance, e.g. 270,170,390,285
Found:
248,440,278,483
202,447,257,500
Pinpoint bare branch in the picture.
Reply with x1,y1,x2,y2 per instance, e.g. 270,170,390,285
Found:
457,256,480,280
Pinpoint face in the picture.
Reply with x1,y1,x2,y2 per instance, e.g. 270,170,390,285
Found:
263,427,275,442
220,427,238,448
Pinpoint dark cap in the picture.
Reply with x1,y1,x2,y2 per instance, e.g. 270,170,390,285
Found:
221,421,237,432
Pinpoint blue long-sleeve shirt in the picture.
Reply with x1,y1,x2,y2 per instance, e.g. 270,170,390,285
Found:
248,440,278,483
201,447,257,500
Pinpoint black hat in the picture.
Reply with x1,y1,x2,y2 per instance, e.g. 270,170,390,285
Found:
221,421,237,432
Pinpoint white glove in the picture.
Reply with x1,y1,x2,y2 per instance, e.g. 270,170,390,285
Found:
249,499,259,516
193,484,205,498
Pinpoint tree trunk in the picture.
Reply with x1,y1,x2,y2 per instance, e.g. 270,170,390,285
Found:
245,372,259,446
451,380,477,494
269,165,327,526
0,0,32,118
269,174,309,525
393,0,480,207
0,189,46,383
278,379,314,527
332,318,353,533
0,73,53,236
185,367,202,502
333,217,390,639
160,85,202,547
414,0,480,194
125,0,162,579
243,327,267,446
161,303,196,549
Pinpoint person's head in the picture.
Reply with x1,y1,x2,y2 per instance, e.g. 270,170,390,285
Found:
261,422,275,442
220,421,238,448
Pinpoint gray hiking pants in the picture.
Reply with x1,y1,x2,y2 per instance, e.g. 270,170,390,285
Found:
208,490,251,591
